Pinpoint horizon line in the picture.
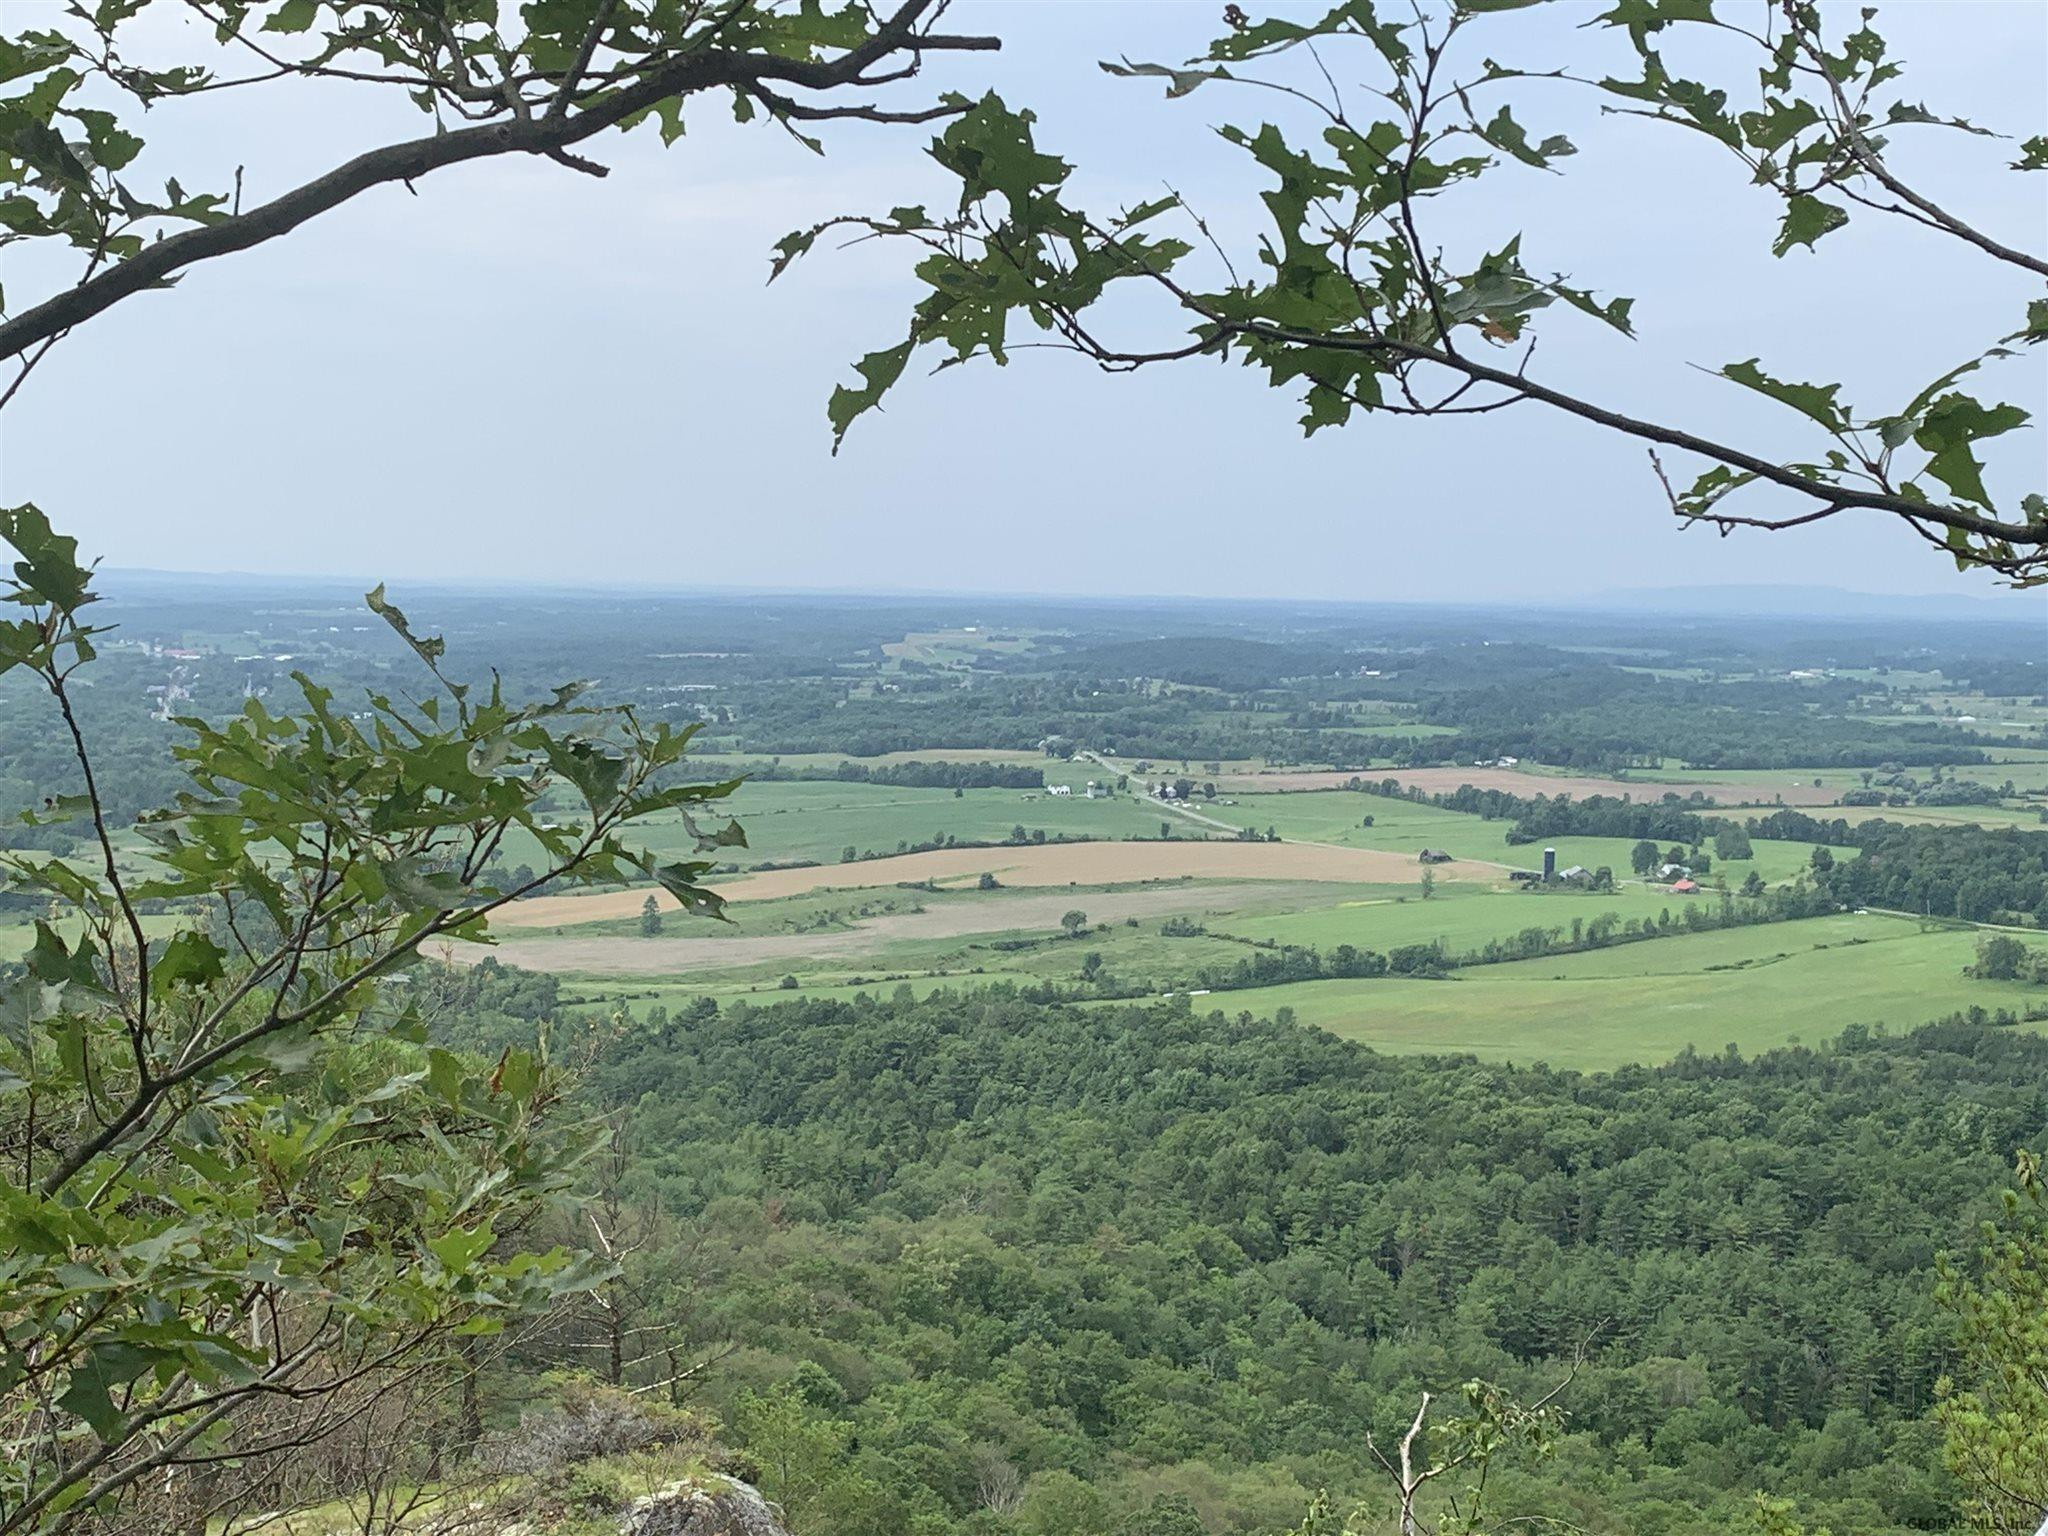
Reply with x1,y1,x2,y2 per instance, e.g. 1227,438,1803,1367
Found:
91,564,2047,621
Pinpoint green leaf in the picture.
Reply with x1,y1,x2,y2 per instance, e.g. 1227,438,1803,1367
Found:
17,792,91,827
59,1343,162,1441
491,1047,539,1103
1475,105,1575,168
261,0,319,32
364,582,447,670
1720,359,1848,429
2006,297,2048,346
1772,194,1847,257
645,859,729,922
769,224,821,284
827,339,914,451
1549,282,1635,337
1,504,96,615
151,930,226,993
544,738,627,815
427,1221,496,1277
380,856,472,912
1738,96,1820,154
26,922,100,989
1913,392,2030,507
427,1047,467,1109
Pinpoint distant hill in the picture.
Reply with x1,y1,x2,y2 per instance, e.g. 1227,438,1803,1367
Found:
1582,583,2043,623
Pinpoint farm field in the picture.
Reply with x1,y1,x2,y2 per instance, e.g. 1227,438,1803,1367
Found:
543,910,2040,1072
474,880,1315,976
882,627,1041,665
1216,881,1691,953
1159,914,2043,1070
1185,789,1820,884
687,748,1054,774
1828,802,2048,830
483,879,1660,982
1201,764,1848,805
496,838,1502,925
501,778,1176,874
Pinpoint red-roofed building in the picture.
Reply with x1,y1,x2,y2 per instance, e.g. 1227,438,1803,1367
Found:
1670,878,1700,894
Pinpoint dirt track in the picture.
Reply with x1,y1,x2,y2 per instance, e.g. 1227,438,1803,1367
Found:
494,840,1498,930
472,883,1301,975
1216,766,1842,805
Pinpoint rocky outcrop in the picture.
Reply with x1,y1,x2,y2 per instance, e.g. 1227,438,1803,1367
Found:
618,1477,791,1536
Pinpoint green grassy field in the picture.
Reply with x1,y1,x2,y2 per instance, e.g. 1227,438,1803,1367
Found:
1242,913,2042,1069
554,909,2045,1070
1190,789,1819,884
501,778,1187,873
507,858,2048,1072
1215,882,1689,953
1830,803,2048,830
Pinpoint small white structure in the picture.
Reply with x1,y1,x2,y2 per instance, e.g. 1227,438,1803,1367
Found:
1047,783,1072,797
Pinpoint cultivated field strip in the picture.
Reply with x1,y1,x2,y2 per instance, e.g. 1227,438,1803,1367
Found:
495,840,1501,928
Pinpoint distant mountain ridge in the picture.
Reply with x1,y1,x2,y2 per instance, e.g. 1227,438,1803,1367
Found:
1579,583,2043,623
96,567,2044,626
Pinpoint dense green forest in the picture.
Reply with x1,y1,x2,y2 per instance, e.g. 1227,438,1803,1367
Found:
468,994,2048,1536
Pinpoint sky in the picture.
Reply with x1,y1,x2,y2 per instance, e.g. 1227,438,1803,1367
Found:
3,0,2046,611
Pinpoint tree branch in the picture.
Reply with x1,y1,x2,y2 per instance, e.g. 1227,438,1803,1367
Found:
0,3,998,363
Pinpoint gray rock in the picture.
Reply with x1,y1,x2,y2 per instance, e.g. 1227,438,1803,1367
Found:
618,1477,791,1536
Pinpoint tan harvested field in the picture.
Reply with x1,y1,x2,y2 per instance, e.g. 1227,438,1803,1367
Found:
695,748,1050,769
1217,766,1844,806
468,883,1299,975
496,841,1500,929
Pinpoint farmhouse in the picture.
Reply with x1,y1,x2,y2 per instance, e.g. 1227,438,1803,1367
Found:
1670,878,1701,894
1047,784,1072,797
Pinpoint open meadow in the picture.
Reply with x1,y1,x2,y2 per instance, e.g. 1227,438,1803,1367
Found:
1231,913,2040,1069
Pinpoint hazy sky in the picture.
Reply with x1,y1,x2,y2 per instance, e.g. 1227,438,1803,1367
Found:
4,0,2045,609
